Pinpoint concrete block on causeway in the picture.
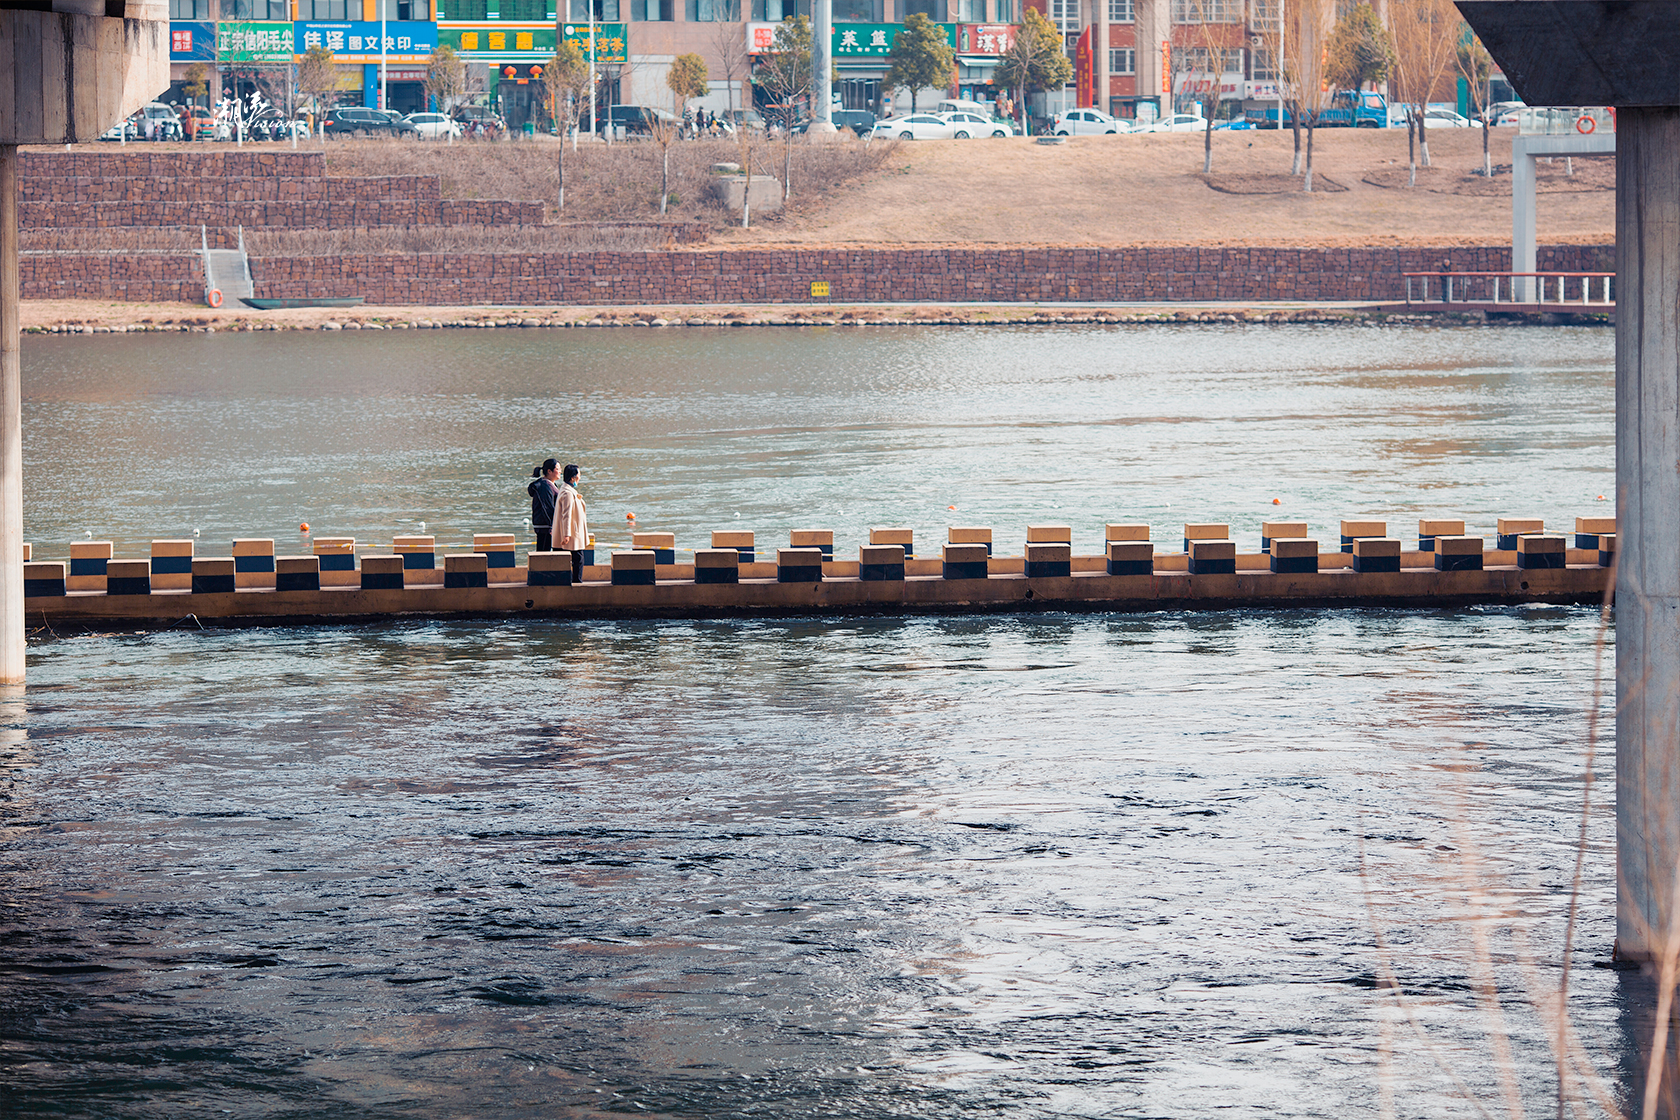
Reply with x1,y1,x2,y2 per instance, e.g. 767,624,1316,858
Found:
360,555,404,590
473,533,517,574
313,537,358,586
233,538,276,590
869,528,914,557
68,540,112,592
151,538,194,590
1340,520,1387,554
25,562,65,598
631,532,676,564
1497,517,1545,551
943,543,991,581
444,553,489,588
106,560,151,597
1026,525,1072,545
527,550,573,587
712,531,755,563
1261,522,1309,553
276,556,321,592
1575,516,1616,550
193,557,235,594
1417,519,1465,553
694,548,740,584
1269,537,1319,574
948,526,993,555
1105,524,1150,544
790,531,834,560
1107,541,1153,576
612,550,657,587
1189,538,1237,575
1599,532,1617,568
1434,535,1485,572
1183,523,1229,553
1517,534,1567,570
1352,537,1402,573
777,547,825,583
859,544,906,582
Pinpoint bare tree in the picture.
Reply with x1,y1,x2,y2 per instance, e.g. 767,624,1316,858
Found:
542,41,591,212
297,45,339,145
758,16,813,203
1456,28,1494,178
648,111,679,214
1279,0,1334,190
709,0,748,123
425,44,467,117
1388,0,1458,179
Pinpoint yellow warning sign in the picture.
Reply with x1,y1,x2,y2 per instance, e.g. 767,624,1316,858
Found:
810,281,830,298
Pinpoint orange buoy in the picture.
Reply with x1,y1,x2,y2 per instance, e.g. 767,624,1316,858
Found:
627,512,636,521
1272,498,1281,505
299,522,310,533
947,505,957,510
1597,494,1607,501
207,289,223,308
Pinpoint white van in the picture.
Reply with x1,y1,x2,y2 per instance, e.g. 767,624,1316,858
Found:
936,98,992,118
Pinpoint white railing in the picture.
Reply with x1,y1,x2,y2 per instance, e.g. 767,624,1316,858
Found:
1403,271,1614,308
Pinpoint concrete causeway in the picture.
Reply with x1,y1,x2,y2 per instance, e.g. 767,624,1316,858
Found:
22,520,1615,630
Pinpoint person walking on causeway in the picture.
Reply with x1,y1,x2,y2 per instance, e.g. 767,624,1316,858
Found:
528,458,560,553
553,464,589,582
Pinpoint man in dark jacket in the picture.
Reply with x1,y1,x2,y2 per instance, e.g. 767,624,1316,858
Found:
528,458,560,552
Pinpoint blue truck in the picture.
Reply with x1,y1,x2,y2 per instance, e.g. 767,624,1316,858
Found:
1244,89,1389,128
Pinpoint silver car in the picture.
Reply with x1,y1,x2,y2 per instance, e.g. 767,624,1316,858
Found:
405,112,462,140
939,110,1014,138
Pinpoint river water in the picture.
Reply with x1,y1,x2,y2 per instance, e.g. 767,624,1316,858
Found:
0,323,1636,1118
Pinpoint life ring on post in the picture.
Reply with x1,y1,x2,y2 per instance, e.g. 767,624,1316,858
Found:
1576,114,1596,134
206,289,223,308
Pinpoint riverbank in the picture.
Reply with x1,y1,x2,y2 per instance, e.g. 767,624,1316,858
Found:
20,297,1528,333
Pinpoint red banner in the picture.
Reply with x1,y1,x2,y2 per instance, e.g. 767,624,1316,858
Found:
1076,27,1093,108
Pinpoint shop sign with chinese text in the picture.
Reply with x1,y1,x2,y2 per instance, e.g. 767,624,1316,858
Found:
219,21,294,63
169,21,216,61
956,23,1014,54
559,22,626,63
296,21,439,61
441,26,557,56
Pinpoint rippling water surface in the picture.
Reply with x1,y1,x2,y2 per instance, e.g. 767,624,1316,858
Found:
0,323,1633,1118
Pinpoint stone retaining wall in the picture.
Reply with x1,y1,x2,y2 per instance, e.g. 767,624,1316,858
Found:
21,150,326,178
21,244,1613,306
26,199,544,229
21,174,441,205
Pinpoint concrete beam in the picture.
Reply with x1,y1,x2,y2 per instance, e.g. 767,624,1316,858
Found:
1458,1,1680,108
0,3,170,144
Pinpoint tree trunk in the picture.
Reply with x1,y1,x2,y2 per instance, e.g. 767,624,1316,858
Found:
784,131,793,203
1418,105,1431,167
558,136,565,212
1289,104,1302,176
1202,101,1213,175
1303,122,1315,192
1482,118,1491,177
1407,110,1416,187
741,152,751,229
660,144,669,214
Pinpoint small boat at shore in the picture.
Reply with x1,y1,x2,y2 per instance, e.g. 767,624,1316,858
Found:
241,297,365,310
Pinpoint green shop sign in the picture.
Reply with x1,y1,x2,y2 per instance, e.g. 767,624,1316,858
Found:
439,25,557,56
559,21,626,64
218,20,294,63
832,21,955,57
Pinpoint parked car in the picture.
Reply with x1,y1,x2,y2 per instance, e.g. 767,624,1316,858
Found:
98,118,135,141
939,110,1013,138
136,102,182,141
451,105,506,137
872,112,955,140
831,108,876,136
322,107,409,138
1410,106,1471,129
595,104,679,137
1146,112,1210,133
1485,99,1525,126
1053,108,1132,135
720,108,767,135
405,111,462,140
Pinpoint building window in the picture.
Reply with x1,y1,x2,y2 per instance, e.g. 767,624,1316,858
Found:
568,0,619,18
1109,46,1133,73
170,0,209,16
994,0,1014,20
1107,0,1131,20
1048,0,1077,32
1170,0,1200,22
899,0,939,16
1249,0,1278,25
1202,0,1236,21
305,0,351,18
1250,46,1276,79
957,0,979,21
500,0,543,16
221,0,288,16
691,0,743,19
1218,47,1242,71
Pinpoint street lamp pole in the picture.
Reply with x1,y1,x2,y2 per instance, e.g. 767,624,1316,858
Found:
380,0,388,111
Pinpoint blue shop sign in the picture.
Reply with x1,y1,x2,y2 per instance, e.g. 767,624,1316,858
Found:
296,20,439,60
169,21,216,61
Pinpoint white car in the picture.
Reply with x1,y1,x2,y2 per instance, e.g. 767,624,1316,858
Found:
939,111,1013,138
406,112,462,140
1416,107,1471,129
1053,108,1133,135
1146,112,1210,133
872,113,955,140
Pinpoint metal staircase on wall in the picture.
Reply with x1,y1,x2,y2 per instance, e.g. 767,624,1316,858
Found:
200,226,253,306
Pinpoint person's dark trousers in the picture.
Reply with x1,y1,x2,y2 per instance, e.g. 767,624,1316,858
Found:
571,551,584,582
536,530,552,553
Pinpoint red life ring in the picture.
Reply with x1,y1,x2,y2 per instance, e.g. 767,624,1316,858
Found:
1576,115,1596,134
207,289,223,308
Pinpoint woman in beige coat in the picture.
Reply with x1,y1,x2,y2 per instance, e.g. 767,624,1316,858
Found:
552,464,589,582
